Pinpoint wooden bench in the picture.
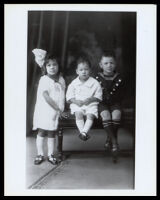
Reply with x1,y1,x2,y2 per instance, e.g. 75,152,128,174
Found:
56,108,135,163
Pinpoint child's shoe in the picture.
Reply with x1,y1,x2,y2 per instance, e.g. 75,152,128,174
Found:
79,132,90,141
48,154,58,165
83,133,90,141
78,133,86,141
34,155,44,165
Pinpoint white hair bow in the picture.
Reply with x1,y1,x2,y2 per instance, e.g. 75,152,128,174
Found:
32,48,47,68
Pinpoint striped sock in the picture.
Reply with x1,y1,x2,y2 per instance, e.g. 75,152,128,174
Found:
102,120,113,128
102,120,116,144
112,119,121,140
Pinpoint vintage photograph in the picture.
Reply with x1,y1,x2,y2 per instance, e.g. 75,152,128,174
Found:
26,10,136,189
4,4,156,196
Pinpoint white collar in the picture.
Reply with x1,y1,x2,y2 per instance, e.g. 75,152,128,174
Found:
74,77,94,87
45,74,62,83
99,72,119,80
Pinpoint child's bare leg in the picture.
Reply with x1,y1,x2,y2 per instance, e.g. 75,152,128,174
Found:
82,113,95,135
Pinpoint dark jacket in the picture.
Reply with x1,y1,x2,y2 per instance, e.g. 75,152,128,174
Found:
95,72,125,105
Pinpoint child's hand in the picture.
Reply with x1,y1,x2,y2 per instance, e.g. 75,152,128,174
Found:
75,100,84,107
83,98,92,105
60,111,70,119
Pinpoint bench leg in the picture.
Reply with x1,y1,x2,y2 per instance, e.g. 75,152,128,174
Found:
57,128,63,162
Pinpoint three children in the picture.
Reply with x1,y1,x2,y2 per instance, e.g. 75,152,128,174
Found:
32,49,124,165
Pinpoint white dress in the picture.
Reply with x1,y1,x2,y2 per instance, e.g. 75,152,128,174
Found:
33,75,66,131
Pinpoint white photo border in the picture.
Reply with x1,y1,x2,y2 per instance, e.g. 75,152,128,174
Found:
4,4,156,196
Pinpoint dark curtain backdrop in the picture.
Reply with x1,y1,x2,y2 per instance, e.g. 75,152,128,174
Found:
27,11,136,136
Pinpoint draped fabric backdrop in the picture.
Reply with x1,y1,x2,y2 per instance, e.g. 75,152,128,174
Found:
27,11,136,136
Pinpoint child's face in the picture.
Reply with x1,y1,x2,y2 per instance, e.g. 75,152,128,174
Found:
46,59,59,76
76,62,90,81
99,56,116,74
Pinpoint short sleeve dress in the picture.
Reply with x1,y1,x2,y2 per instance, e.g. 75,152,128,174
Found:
33,75,66,131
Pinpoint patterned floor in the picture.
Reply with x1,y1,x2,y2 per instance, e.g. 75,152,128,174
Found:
30,152,134,189
26,128,134,189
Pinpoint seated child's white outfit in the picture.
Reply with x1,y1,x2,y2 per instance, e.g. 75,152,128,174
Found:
66,76,102,118
33,75,66,131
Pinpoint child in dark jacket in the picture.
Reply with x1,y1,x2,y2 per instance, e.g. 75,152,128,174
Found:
95,50,125,156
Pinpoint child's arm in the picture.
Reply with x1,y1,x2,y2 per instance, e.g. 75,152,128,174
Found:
66,81,83,107
83,97,101,105
43,91,61,112
67,98,84,107
83,81,102,105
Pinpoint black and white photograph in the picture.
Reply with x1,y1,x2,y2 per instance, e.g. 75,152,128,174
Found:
4,4,156,196
26,10,136,190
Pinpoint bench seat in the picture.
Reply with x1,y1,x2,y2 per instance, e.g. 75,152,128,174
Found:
56,108,135,161
58,108,135,129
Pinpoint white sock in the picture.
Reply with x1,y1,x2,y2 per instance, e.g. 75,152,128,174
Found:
76,119,84,133
47,138,55,156
82,119,93,134
36,135,44,156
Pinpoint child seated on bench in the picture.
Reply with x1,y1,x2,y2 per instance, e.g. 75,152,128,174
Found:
66,56,102,141
95,50,125,155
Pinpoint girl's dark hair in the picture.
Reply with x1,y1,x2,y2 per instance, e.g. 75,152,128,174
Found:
41,54,60,75
101,50,116,59
76,56,91,69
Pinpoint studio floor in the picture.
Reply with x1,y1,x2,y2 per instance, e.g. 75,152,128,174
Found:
26,128,135,190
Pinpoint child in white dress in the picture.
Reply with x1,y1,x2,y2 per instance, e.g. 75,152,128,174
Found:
32,49,66,165
66,57,102,141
